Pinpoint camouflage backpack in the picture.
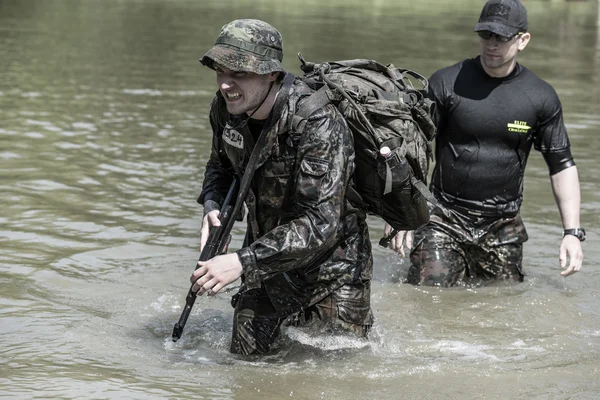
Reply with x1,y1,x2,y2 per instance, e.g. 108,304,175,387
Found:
296,55,437,236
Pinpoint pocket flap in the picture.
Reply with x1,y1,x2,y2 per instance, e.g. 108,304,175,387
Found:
300,157,329,177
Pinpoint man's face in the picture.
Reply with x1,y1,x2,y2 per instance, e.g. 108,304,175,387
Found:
478,31,530,72
214,64,277,116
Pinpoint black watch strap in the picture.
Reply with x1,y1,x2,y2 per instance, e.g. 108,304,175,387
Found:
563,228,586,242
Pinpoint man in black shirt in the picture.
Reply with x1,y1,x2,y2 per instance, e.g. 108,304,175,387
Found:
386,0,585,286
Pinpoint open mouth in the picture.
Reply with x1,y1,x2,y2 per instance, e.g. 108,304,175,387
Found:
225,92,242,101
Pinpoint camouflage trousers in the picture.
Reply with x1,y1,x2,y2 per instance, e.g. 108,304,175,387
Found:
407,205,529,287
230,281,373,355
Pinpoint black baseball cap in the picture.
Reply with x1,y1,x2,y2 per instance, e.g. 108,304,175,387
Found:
474,0,528,37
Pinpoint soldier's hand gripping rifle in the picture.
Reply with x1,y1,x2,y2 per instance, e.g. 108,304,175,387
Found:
172,178,239,342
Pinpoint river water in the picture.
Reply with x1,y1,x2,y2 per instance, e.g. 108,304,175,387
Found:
1,0,599,399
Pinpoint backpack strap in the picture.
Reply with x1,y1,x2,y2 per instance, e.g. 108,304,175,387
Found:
297,86,332,120
411,177,438,207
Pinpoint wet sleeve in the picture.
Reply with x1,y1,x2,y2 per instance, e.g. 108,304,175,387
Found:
236,107,352,289
532,88,574,175
542,148,576,175
197,95,236,207
533,88,570,153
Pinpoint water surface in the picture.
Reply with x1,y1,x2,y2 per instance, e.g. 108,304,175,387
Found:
1,0,599,398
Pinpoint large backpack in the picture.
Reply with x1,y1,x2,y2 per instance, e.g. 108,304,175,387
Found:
296,55,437,235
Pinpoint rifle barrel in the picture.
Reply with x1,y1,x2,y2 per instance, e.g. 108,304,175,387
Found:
172,178,239,342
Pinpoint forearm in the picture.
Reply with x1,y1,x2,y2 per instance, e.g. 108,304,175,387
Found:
550,166,581,229
198,129,235,209
198,96,236,208
237,202,343,281
198,158,235,209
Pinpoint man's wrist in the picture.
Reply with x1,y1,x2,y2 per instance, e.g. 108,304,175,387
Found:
203,200,221,214
563,228,586,242
236,248,261,289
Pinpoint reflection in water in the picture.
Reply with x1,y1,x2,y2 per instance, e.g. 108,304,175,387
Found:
1,0,599,398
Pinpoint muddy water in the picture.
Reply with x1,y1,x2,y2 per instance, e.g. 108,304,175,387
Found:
1,0,599,398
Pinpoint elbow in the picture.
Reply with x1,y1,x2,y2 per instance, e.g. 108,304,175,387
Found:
308,203,342,248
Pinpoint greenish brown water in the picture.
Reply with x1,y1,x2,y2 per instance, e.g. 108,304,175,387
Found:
1,0,599,399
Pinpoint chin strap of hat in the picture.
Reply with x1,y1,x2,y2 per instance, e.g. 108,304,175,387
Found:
247,80,276,120
230,79,276,130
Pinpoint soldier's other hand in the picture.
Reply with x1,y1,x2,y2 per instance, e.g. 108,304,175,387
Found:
200,210,221,252
383,223,414,257
559,235,583,277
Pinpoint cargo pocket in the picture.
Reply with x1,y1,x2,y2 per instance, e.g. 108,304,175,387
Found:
259,158,294,209
337,301,373,327
297,156,329,202
334,283,374,331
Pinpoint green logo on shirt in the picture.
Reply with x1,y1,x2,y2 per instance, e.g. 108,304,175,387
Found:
507,120,531,134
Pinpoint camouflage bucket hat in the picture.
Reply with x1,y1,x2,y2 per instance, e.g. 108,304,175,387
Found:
200,19,284,75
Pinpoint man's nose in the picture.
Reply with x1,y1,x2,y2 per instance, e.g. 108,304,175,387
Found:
487,37,499,48
218,76,234,90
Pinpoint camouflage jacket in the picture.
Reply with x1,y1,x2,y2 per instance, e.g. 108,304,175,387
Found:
198,77,372,315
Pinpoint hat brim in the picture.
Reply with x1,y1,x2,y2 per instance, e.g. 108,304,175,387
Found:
474,21,520,38
200,44,284,75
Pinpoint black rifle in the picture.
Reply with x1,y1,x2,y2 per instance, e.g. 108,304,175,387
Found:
172,178,239,342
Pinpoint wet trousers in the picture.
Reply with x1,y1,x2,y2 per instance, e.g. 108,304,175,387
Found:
229,281,373,355
408,205,528,287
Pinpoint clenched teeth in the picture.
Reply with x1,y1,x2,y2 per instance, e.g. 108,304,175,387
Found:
227,93,241,99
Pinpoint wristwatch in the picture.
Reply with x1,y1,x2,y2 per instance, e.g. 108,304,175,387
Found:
563,228,586,242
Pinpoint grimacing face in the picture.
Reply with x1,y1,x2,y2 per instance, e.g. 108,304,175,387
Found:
478,31,531,77
214,63,279,117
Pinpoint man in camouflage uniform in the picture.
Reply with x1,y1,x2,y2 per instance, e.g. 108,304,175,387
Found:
190,19,373,355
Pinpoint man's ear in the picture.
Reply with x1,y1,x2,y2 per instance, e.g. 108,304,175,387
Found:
267,71,280,82
518,32,531,51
